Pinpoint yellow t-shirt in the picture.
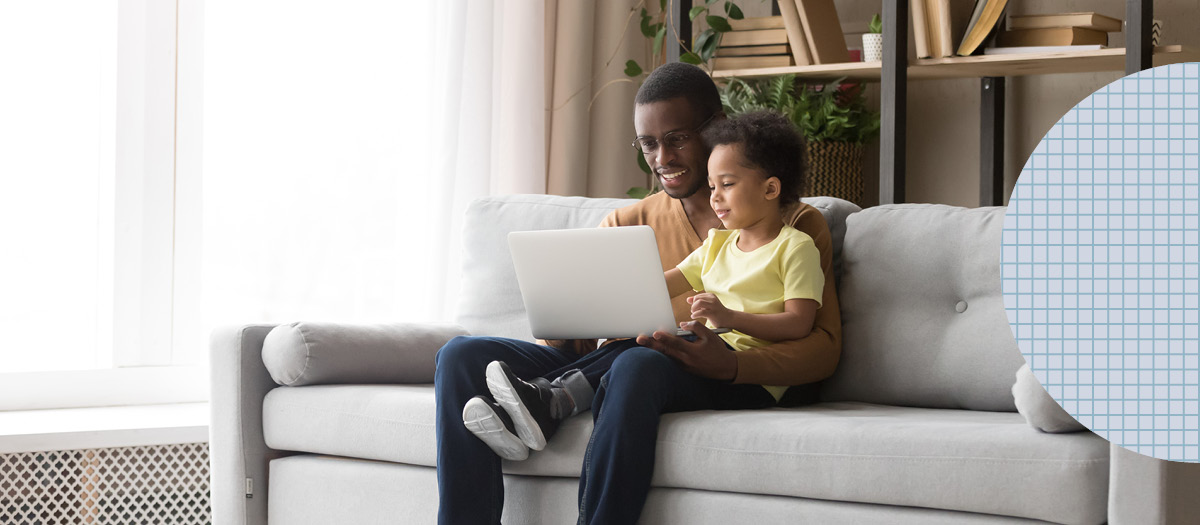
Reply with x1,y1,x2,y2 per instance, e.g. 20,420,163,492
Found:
676,225,824,401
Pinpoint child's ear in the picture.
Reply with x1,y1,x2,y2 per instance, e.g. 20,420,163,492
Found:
764,176,782,200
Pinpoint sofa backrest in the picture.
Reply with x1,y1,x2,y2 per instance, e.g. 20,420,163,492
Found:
454,194,857,341
819,204,1025,412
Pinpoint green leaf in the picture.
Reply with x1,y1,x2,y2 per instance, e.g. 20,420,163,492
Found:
624,59,643,77
640,9,656,38
636,149,652,175
689,5,707,20
679,52,703,65
868,13,883,34
700,29,721,60
724,2,744,20
660,0,667,11
627,186,653,199
653,26,667,57
706,15,732,33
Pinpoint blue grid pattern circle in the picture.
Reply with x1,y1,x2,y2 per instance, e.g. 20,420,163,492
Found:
1003,62,1200,462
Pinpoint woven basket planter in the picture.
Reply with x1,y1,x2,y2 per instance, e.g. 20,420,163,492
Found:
805,140,864,206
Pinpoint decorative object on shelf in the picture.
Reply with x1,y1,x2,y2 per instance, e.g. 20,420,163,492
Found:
862,14,883,62
719,74,879,205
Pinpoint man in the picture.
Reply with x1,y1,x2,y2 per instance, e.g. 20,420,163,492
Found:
434,62,842,524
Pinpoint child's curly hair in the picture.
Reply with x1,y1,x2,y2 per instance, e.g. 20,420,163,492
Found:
702,110,807,203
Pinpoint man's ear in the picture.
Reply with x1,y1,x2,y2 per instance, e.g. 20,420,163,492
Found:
764,176,782,200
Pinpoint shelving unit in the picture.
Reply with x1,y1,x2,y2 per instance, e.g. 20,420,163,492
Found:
704,0,1176,206
712,46,1198,81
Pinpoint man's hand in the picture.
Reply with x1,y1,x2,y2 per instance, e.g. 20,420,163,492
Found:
635,322,738,381
687,293,734,328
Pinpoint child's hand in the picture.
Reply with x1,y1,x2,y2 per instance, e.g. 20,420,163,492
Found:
687,293,733,328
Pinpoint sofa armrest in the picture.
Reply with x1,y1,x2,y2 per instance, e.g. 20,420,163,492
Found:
1108,443,1200,524
260,322,470,386
210,324,292,525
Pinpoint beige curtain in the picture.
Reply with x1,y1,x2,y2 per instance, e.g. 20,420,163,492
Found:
545,1,651,198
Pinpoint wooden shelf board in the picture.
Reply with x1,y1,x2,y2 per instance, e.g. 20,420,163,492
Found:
711,46,1197,82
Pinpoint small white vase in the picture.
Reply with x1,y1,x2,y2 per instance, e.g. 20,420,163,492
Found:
862,33,883,62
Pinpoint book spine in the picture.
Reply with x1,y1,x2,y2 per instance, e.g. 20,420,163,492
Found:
911,0,931,58
935,0,953,57
720,29,790,47
794,0,850,64
712,55,795,70
778,0,813,65
924,0,943,57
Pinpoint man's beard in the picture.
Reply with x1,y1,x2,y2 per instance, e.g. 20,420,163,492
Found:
660,172,705,199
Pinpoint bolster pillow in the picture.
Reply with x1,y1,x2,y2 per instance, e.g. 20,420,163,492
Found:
1012,363,1087,433
262,322,470,386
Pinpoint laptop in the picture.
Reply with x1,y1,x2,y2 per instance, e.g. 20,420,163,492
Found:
508,225,726,340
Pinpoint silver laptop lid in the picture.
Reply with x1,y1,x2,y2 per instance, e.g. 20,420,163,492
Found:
507,225,678,340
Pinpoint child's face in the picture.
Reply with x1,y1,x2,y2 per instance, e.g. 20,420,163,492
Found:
707,144,781,230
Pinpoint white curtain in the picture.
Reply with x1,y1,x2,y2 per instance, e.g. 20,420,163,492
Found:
199,1,546,336
430,0,548,317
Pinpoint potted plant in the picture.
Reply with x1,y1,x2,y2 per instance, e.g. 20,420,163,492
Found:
719,74,880,205
863,14,883,62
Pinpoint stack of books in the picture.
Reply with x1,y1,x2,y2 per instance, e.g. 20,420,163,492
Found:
712,0,850,72
987,12,1121,54
713,16,794,70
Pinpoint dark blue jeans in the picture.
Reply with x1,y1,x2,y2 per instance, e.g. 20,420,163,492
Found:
434,336,775,525
434,335,638,524
577,346,775,524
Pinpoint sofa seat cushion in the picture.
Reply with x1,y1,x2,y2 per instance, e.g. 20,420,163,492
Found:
264,386,1109,525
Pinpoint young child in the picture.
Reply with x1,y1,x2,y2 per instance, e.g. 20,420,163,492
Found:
463,110,821,459
661,110,823,403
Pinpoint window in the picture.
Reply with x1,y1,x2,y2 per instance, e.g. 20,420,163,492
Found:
0,0,201,410
0,0,442,411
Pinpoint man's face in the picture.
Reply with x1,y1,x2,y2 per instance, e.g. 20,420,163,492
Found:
633,98,712,200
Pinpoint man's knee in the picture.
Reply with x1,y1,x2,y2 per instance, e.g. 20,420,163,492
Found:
435,335,490,372
606,347,675,384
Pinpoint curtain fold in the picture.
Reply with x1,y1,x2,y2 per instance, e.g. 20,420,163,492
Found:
546,1,648,199
433,0,549,319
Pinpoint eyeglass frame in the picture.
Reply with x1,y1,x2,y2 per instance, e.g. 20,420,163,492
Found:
630,113,717,155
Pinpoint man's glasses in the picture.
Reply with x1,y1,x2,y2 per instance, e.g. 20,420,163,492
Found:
631,113,716,155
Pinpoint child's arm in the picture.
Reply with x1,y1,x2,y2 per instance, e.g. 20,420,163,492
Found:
688,295,818,341
664,268,694,298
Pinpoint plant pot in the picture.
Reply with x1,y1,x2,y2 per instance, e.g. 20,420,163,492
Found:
806,140,864,205
861,33,883,62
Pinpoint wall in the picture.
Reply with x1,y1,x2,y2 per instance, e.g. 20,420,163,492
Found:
696,0,1196,208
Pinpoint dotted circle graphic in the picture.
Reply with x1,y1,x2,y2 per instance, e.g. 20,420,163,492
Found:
1003,62,1200,462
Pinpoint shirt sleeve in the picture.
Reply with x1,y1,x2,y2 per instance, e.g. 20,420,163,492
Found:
781,236,825,307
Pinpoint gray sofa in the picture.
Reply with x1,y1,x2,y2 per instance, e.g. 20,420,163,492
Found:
210,194,1200,524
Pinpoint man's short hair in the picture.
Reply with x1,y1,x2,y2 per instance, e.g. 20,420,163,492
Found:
634,62,723,119
702,110,807,203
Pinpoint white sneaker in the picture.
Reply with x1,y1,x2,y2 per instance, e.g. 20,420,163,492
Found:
462,395,529,461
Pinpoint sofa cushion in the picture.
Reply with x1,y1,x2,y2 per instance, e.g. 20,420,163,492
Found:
261,322,468,386
455,194,637,340
821,204,1026,412
263,385,1109,525
1013,363,1087,433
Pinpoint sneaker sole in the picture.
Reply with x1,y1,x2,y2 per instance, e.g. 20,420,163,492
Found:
462,397,529,461
485,362,548,451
